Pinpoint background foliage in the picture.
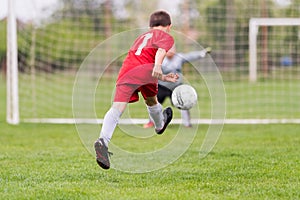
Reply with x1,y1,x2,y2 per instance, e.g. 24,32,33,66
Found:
1,0,299,73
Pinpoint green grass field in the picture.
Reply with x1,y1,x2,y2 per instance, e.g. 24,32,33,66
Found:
17,68,300,120
1,76,300,199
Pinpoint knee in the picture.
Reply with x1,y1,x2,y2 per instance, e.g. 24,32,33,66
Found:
112,102,127,113
145,97,158,106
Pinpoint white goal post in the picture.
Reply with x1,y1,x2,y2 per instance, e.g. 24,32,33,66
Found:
249,18,300,82
6,0,19,124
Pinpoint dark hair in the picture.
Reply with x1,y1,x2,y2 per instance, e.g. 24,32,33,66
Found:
149,10,171,27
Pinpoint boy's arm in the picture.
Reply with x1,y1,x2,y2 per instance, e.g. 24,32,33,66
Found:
152,48,179,82
152,48,166,80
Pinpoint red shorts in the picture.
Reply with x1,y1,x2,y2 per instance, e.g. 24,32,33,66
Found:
114,83,158,103
114,64,158,103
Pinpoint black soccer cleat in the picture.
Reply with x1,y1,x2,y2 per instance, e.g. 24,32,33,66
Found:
156,107,173,135
94,138,112,170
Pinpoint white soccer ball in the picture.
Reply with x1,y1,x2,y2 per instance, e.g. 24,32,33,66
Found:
171,84,198,110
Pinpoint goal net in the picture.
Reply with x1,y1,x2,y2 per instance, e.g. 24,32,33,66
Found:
5,0,300,124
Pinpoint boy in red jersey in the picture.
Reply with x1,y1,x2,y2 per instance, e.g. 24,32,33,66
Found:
94,10,179,170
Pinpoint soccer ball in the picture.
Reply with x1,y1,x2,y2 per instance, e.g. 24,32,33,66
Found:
171,84,198,110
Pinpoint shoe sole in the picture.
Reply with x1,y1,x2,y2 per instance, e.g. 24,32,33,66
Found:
94,141,110,169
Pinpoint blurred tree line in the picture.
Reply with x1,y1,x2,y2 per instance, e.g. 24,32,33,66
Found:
0,0,299,73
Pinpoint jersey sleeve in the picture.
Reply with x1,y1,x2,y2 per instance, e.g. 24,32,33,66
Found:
179,51,203,63
152,30,174,52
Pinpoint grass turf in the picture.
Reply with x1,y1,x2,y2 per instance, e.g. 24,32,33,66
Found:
0,122,299,199
1,76,300,199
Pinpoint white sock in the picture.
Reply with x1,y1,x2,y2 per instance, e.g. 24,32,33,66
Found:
181,109,191,127
99,107,122,146
147,103,164,130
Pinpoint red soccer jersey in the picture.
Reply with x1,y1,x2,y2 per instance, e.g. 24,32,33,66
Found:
116,29,174,85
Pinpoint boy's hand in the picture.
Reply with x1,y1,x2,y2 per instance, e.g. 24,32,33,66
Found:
161,73,179,82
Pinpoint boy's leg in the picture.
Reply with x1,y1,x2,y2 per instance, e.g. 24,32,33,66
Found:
147,102,164,130
99,83,134,146
181,109,192,127
143,85,169,129
95,102,126,169
141,84,173,134
99,103,125,146
145,96,173,134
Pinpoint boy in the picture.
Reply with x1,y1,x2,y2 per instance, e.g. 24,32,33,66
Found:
94,10,179,170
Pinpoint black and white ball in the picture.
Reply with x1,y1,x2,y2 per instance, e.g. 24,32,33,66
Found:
171,84,198,110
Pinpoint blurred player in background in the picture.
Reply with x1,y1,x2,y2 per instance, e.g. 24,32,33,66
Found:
94,10,179,170
143,46,211,128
